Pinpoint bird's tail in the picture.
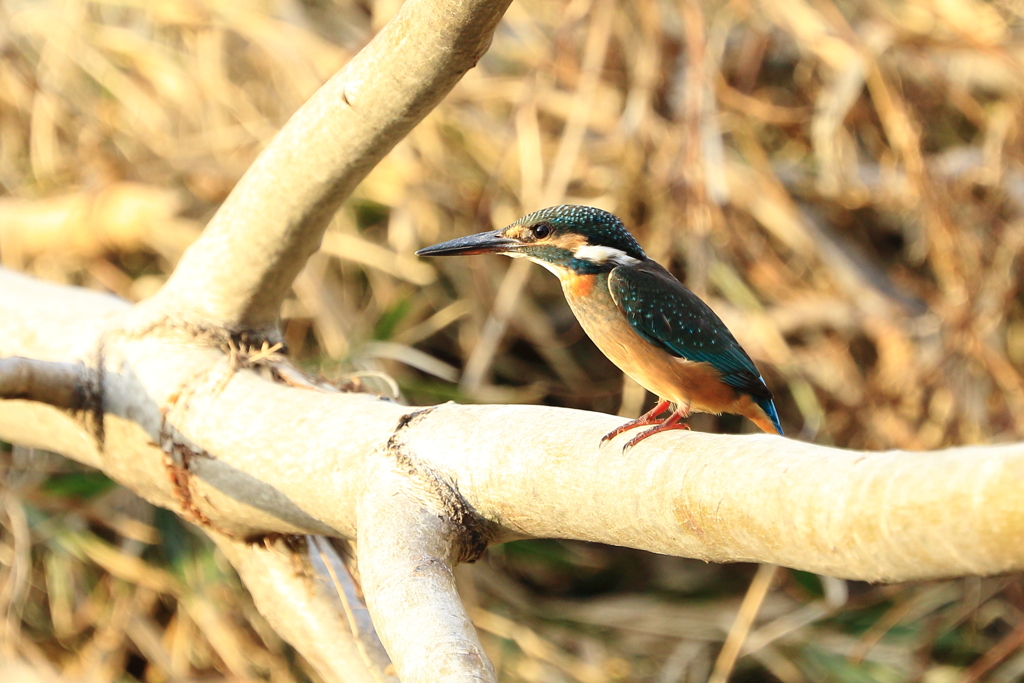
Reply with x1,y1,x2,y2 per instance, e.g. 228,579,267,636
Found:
752,396,784,436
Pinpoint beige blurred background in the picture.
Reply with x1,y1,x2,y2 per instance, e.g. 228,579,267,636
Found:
2,0,1024,681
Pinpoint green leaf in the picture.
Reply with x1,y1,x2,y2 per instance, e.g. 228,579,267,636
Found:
41,471,118,500
791,569,824,597
374,296,414,340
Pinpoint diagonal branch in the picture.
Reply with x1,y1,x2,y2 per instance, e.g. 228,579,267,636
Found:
153,0,512,336
213,534,384,683
307,536,398,681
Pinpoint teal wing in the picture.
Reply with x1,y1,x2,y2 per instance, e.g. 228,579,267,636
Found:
608,263,772,401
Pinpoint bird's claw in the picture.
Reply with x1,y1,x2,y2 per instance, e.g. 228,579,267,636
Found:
601,400,672,443
603,400,690,450
620,421,691,452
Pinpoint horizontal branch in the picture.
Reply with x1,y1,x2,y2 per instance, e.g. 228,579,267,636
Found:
1,269,1023,583
393,405,1024,581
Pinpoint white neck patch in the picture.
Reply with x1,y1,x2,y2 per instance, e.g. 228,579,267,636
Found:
506,250,563,276
573,245,640,266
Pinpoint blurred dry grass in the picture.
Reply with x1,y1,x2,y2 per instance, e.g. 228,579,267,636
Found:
3,0,1024,680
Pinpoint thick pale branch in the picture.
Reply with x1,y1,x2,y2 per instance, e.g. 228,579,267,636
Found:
395,404,1024,582
154,0,512,335
358,451,496,683
2,270,1024,585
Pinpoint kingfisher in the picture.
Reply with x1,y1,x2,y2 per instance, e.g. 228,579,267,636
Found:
416,205,783,449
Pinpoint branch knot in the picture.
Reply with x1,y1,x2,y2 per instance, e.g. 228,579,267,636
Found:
384,408,493,563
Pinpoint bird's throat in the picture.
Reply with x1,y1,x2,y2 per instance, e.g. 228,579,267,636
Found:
562,272,596,298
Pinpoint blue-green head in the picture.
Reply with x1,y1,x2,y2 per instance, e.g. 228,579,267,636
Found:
416,205,646,275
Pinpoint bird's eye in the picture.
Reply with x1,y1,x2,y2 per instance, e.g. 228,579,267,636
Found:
531,223,552,239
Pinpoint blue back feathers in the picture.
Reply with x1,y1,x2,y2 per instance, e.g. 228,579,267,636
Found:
609,264,784,435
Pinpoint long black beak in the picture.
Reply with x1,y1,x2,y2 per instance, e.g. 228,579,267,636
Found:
415,229,518,257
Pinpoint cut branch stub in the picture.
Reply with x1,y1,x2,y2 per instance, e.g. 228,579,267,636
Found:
0,357,92,412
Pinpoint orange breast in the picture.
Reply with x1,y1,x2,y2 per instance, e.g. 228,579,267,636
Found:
560,275,741,415
564,272,595,298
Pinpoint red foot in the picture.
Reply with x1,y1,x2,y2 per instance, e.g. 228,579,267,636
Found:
601,400,672,443
622,412,690,451
603,400,692,450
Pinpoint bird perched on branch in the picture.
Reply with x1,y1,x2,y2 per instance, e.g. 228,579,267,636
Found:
416,205,783,449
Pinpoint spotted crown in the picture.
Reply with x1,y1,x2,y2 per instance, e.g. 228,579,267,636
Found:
511,205,647,262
